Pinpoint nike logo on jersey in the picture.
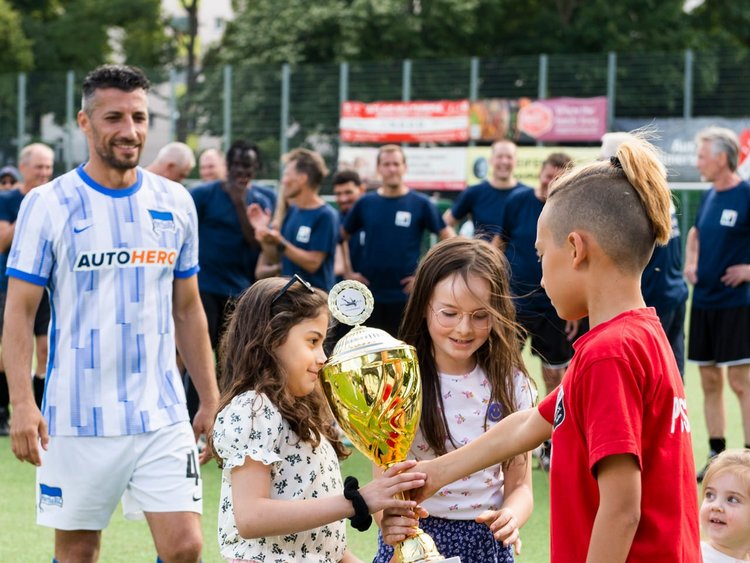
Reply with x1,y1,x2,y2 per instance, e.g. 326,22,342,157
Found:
73,222,93,234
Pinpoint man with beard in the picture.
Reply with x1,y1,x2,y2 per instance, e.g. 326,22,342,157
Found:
3,65,218,563
342,144,454,336
253,148,338,291
443,139,531,246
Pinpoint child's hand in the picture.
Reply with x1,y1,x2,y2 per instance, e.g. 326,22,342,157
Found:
476,507,522,554
358,460,426,514
408,459,443,503
379,504,429,546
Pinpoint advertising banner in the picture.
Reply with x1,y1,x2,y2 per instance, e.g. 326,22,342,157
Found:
338,146,600,191
341,97,608,144
339,100,470,143
517,97,608,142
466,146,601,187
614,117,750,182
337,146,467,191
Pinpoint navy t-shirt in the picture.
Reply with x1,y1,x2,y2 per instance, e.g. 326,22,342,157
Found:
693,181,750,309
451,180,532,240
340,211,365,275
501,188,551,314
281,203,338,291
191,181,272,297
641,210,688,314
0,188,25,291
344,190,445,303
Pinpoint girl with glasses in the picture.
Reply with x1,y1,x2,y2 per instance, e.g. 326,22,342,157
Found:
374,237,536,563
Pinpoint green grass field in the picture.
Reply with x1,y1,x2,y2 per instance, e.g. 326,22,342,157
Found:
0,351,743,562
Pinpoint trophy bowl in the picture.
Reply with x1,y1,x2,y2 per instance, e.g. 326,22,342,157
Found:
321,281,453,563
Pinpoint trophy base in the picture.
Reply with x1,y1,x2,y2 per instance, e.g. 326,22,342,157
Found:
394,529,460,563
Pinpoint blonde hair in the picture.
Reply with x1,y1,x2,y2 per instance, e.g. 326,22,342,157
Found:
702,449,750,495
546,133,672,273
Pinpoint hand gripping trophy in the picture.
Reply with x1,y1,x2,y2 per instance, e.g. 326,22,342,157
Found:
321,280,459,563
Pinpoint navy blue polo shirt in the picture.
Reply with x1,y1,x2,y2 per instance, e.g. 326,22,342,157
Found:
344,190,445,303
191,181,272,297
281,203,338,291
693,180,750,309
641,210,688,314
451,180,532,240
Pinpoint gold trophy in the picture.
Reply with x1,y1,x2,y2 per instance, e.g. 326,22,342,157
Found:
321,281,459,563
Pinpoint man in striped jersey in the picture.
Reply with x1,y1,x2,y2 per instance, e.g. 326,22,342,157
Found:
3,65,218,563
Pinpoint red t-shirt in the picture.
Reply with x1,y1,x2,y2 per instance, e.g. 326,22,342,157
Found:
538,308,700,562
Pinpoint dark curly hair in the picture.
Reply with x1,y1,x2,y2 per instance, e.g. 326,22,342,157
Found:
207,277,348,465
81,64,150,114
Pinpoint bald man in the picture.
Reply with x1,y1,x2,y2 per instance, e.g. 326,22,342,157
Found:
147,142,196,183
198,148,226,182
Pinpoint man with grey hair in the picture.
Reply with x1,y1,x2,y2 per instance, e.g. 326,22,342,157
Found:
0,143,55,429
146,141,196,184
685,126,750,480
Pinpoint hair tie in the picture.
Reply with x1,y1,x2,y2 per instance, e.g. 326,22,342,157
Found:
610,155,622,169
343,476,372,531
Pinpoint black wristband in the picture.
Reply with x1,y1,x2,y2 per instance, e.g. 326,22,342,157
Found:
343,476,372,532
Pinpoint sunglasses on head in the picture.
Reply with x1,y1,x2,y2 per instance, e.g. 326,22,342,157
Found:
271,274,315,305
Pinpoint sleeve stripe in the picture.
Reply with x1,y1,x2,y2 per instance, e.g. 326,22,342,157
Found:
174,265,200,279
6,267,48,286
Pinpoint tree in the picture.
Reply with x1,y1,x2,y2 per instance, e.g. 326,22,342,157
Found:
8,0,173,138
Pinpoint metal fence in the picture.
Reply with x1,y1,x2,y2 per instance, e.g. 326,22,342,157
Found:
1,49,748,231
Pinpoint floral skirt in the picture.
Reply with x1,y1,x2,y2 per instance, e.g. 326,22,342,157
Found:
372,514,514,563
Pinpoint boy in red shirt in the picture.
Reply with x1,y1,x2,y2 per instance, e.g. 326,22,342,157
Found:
381,135,701,562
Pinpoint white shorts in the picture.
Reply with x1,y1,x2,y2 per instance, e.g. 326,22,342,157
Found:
36,421,202,530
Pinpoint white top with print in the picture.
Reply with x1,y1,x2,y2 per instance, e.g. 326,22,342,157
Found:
411,366,535,520
213,391,346,562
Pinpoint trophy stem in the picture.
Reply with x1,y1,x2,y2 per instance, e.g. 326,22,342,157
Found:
389,489,444,563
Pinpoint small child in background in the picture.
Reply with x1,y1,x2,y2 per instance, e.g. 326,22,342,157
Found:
207,276,426,563
700,449,750,562
375,237,535,563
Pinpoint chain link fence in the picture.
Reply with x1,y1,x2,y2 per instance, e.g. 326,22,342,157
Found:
1,49,749,227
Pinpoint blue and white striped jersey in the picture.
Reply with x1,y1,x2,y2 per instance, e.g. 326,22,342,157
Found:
7,165,199,437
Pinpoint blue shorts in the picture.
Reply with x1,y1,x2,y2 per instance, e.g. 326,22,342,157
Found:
372,515,514,563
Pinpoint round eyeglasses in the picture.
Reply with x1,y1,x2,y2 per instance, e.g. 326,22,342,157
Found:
430,306,491,330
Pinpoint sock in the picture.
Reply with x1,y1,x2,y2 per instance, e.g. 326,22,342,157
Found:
0,371,8,409
709,437,726,456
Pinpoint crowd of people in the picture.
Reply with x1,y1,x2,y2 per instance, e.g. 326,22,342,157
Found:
1,63,749,563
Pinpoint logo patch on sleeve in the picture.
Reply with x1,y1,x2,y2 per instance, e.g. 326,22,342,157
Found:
148,209,177,234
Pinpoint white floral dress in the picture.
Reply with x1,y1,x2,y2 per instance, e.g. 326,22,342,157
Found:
213,391,346,562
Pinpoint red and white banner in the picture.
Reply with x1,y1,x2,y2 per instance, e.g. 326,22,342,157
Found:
340,100,470,143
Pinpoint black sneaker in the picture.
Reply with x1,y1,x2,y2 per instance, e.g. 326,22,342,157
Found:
0,407,9,436
696,451,719,483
